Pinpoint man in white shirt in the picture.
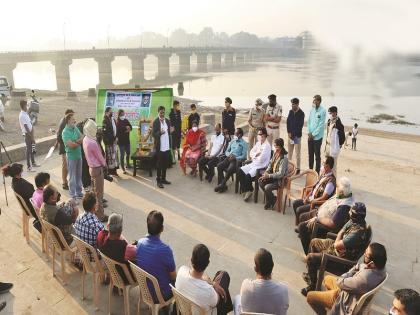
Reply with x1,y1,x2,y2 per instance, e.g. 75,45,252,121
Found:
264,94,282,147
152,106,174,188
18,100,38,171
198,123,225,183
234,248,289,315
175,244,233,315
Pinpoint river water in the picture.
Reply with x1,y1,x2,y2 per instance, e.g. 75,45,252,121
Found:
12,54,420,135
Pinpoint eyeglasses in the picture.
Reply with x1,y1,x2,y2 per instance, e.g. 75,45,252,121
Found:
257,133,263,136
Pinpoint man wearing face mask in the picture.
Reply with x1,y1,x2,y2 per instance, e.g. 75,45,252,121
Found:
153,106,174,188
116,109,133,173
301,202,370,296
325,106,345,177
215,128,248,193
308,95,326,174
62,112,84,201
247,98,265,159
306,242,387,315
263,94,282,147
286,98,305,174
198,123,225,183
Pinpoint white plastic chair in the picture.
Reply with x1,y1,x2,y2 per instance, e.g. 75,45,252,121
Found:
351,273,388,315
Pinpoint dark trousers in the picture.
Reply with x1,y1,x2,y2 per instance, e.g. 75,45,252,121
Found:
213,271,233,315
217,158,237,186
119,143,131,170
293,199,311,225
298,220,313,255
238,169,254,192
351,138,357,150
260,178,279,207
198,156,220,177
156,150,170,181
24,133,35,168
308,138,323,173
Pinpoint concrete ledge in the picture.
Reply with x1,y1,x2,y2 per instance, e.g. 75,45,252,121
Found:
1,135,56,164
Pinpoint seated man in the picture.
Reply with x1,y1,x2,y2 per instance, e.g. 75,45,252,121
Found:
198,123,225,183
74,192,104,248
238,127,271,202
97,213,136,283
390,288,420,315
215,128,247,193
292,156,336,225
298,177,354,255
40,184,79,246
136,210,176,301
307,243,387,315
259,138,289,210
302,202,370,296
176,244,233,315
233,248,288,315
32,172,50,210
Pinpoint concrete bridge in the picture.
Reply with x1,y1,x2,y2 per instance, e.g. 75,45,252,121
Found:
0,46,288,91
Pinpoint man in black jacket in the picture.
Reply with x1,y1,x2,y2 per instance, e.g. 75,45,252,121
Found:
169,100,182,161
102,107,118,176
153,106,173,188
286,98,305,174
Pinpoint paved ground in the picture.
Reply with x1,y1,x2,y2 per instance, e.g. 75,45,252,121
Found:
1,125,419,314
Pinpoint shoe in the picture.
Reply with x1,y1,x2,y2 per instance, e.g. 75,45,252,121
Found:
32,163,41,167
0,282,13,294
218,185,228,193
0,301,6,312
296,169,300,175
302,272,311,285
161,179,171,185
62,183,69,190
157,181,164,189
264,203,271,210
301,285,315,297
243,191,253,201
100,215,109,222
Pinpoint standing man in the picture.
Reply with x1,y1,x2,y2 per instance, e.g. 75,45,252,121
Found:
169,100,182,161
222,97,236,136
153,106,173,189
247,98,265,158
264,94,282,147
325,106,345,176
62,113,84,201
308,95,326,174
352,123,359,150
188,103,200,130
18,100,39,171
286,98,305,174
83,119,108,222
102,107,118,176
56,109,74,190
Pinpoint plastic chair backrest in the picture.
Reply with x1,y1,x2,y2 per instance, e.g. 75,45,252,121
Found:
170,284,206,315
352,273,388,315
29,198,39,213
287,161,296,177
42,219,71,251
15,192,32,217
98,250,136,289
72,235,104,275
129,261,166,306
305,170,319,187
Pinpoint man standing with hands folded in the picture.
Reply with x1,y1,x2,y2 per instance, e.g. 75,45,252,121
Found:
287,97,305,174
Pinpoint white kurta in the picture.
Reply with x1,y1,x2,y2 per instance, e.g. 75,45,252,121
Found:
241,140,272,177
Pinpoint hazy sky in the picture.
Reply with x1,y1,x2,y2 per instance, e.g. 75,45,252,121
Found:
1,0,418,55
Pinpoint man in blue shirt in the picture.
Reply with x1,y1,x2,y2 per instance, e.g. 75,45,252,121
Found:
215,128,248,193
307,95,326,174
136,211,176,301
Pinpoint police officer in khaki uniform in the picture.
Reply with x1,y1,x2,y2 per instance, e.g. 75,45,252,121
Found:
264,94,282,147
247,98,265,158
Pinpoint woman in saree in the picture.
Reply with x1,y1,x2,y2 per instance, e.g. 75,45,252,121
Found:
180,121,207,176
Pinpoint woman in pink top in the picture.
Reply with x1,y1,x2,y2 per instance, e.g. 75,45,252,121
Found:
32,172,50,211
83,119,108,222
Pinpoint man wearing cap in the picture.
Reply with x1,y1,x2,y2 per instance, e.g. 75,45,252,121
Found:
308,95,326,174
247,98,265,158
286,98,305,174
301,202,370,296
325,106,345,176
263,94,282,147
83,119,108,221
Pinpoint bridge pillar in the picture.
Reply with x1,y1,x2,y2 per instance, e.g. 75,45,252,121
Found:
236,53,245,64
95,56,114,88
212,53,222,69
156,53,171,78
178,53,191,73
196,53,208,72
128,54,145,86
0,62,16,88
224,53,234,65
52,59,72,91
